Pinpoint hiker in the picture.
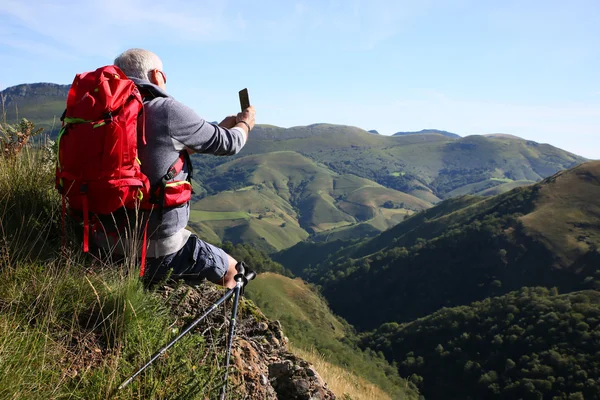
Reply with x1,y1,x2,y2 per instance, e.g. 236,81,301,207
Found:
93,48,255,289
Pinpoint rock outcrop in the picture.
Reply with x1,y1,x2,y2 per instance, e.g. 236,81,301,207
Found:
158,283,336,400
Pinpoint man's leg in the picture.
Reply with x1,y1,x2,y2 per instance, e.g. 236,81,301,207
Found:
142,235,240,288
187,237,242,288
175,235,239,287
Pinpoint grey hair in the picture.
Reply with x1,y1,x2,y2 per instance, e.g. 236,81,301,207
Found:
113,48,163,80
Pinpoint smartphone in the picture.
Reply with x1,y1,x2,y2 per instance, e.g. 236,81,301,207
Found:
239,88,250,111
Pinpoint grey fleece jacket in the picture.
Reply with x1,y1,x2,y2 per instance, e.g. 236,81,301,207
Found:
93,78,246,257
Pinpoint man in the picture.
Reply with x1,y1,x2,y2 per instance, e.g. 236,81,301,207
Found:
94,48,255,289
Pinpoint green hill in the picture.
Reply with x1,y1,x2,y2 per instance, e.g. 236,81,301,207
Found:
239,125,585,199
360,288,600,400
2,84,585,200
191,125,584,250
191,151,430,252
277,161,600,330
245,272,419,399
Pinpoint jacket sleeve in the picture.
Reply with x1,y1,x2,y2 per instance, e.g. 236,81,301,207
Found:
166,98,246,155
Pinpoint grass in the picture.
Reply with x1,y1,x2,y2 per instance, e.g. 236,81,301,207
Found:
245,273,345,337
477,180,535,196
0,256,228,399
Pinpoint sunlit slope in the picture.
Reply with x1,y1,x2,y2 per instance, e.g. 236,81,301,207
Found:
191,151,430,251
278,161,600,329
520,161,600,265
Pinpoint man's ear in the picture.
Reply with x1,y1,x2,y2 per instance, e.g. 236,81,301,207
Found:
148,69,160,85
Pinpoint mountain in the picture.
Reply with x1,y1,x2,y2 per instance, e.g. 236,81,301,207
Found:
234,124,585,200
3,82,583,200
1,83,69,135
276,161,600,329
393,128,461,138
368,129,380,134
192,126,585,250
272,161,600,399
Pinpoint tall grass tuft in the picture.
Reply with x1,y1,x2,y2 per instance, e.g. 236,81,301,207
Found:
0,121,230,399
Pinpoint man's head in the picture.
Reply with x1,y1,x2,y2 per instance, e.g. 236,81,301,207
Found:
114,48,167,90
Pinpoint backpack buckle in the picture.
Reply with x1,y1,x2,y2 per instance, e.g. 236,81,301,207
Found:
164,172,175,181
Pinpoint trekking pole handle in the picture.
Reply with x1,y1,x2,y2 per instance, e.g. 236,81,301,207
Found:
235,261,246,276
234,262,256,285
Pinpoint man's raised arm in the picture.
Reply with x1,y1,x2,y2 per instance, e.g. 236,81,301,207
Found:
167,99,255,156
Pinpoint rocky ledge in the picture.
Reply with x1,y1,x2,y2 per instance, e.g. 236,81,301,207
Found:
158,283,336,400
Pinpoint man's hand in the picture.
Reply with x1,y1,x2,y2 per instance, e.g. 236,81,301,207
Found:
219,115,238,129
236,105,256,131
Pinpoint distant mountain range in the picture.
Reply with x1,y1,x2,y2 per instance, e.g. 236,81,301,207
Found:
1,82,588,252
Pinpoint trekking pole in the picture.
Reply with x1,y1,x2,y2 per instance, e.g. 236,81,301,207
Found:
117,262,256,391
220,262,256,400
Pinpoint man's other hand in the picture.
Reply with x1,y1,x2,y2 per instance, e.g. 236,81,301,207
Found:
218,115,238,129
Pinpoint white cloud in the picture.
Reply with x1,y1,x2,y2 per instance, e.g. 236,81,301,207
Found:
0,37,76,60
0,0,243,58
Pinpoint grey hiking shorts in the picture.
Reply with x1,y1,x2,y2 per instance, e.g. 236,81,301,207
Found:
143,234,229,284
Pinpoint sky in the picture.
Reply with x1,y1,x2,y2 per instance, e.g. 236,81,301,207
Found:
0,0,599,159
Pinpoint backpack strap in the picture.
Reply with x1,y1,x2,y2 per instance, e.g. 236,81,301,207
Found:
149,151,193,216
80,183,90,252
136,83,165,102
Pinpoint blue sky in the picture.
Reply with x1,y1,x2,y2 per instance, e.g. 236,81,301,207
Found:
1,0,598,158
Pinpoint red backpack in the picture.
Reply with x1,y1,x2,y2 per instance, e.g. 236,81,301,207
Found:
55,65,192,275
